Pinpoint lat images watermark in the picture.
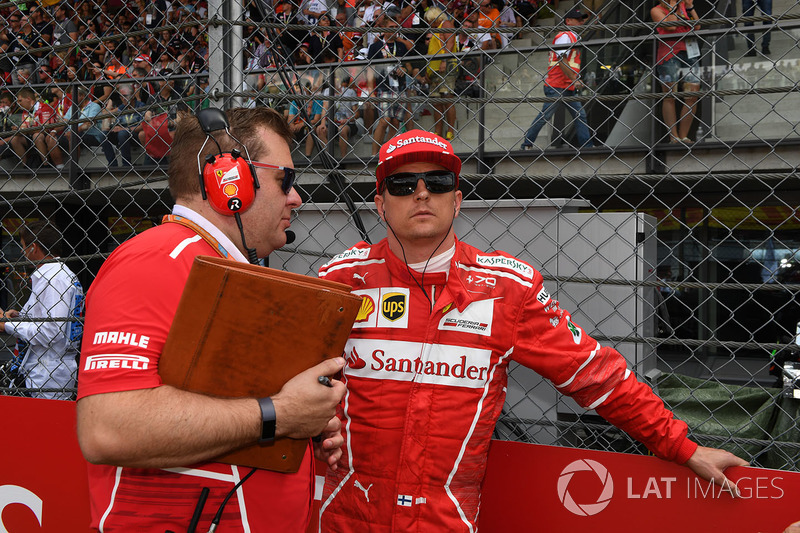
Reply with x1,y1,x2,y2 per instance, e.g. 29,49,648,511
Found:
626,475,786,500
558,460,786,516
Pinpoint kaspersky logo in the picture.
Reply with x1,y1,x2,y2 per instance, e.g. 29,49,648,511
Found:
557,459,614,516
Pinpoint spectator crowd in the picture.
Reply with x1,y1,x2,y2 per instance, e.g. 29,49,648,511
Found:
0,0,568,167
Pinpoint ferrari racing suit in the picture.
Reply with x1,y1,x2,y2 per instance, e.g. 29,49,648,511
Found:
317,238,697,532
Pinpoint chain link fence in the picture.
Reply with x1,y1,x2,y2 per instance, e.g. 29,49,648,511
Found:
1,0,798,469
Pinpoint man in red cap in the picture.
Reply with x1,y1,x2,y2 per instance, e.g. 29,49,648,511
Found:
317,129,747,532
132,54,153,78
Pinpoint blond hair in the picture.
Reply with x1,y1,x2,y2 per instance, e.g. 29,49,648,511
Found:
424,6,446,25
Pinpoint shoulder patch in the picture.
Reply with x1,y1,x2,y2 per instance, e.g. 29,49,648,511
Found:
438,298,496,336
475,255,534,280
536,286,550,306
565,315,582,344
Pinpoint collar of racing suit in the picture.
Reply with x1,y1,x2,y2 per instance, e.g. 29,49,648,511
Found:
380,236,476,313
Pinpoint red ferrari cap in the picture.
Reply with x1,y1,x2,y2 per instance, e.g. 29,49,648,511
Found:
376,130,461,192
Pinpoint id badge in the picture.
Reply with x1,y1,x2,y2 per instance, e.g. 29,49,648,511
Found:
685,38,700,59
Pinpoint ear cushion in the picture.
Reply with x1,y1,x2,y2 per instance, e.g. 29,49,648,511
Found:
202,153,257,215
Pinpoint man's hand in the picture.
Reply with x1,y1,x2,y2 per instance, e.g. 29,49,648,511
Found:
313,415,344,471
77,358,346,468
1,308,19,319
783,521,800,533
272,357,347,439
684,445,749,496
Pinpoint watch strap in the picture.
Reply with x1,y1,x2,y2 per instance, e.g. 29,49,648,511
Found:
257,397,276,445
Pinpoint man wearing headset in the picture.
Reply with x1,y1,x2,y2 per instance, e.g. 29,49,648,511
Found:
76,107,346,532
317,129,747,532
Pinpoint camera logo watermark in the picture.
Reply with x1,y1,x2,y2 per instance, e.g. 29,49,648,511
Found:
557,459,614,516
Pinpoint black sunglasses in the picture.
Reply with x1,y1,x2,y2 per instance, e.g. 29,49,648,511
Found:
383,170,457,196
251,161,296,194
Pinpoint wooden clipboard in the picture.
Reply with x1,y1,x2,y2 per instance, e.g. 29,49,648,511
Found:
158,255,361,473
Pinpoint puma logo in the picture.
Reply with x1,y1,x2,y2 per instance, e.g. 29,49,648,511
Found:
353,272,368,284
354,480,373,502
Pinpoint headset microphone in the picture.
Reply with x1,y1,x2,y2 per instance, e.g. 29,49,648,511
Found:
285,230,296,245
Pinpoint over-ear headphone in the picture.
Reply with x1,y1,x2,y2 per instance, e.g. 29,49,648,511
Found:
196,108,260,216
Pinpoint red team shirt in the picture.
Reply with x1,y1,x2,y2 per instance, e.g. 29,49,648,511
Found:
654,3,693,65
21,101,57,129
78,215,313,532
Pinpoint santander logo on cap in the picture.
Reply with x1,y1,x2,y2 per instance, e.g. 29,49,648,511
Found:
385,134,450,155
377,129,461,184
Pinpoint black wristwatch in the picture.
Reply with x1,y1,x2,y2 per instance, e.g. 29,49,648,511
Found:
257,397,276,444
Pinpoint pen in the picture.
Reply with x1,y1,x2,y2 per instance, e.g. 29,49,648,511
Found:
312,376,334,442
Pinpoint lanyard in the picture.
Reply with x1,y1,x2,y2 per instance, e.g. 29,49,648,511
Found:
162,214,231,259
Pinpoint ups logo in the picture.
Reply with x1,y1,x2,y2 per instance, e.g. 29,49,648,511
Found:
381,292,406,321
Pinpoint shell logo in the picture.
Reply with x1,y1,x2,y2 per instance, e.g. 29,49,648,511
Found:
557,459,614,516
222,183,239,197
355,296,375,322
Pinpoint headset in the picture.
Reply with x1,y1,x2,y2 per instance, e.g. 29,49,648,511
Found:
195,107,296,264
196,107,260,216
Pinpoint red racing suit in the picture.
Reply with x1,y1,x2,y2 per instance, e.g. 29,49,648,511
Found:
317,238,696,532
